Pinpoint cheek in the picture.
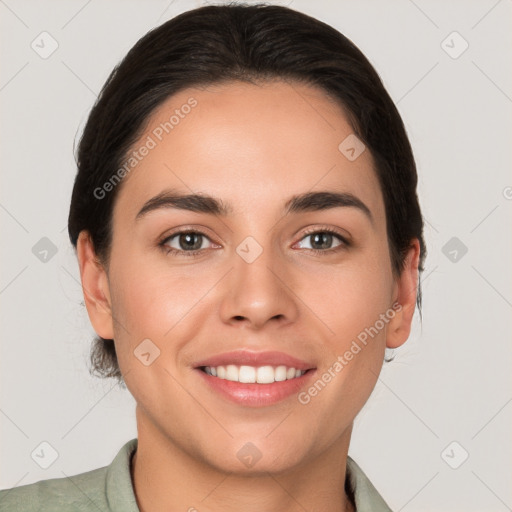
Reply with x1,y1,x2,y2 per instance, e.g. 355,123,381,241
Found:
297,265,391,425
306,245,394,391
308,253,393,340
107,252,216,350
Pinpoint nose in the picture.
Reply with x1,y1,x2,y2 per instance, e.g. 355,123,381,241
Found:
219,240,300,330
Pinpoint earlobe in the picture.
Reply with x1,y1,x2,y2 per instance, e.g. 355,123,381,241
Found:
76,231,115,340
386,239,421,349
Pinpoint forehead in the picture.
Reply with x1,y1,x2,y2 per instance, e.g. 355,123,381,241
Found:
113,79,385,224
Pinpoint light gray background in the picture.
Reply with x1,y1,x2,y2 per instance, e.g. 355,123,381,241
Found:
1,0,511,510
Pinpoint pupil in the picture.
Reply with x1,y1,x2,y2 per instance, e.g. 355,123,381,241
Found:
180,233,201,250
312,233,331,250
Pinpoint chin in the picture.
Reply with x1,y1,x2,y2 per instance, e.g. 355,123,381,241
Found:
196,434,313,476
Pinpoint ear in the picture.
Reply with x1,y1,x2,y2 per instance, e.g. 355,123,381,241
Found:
386,238,421,349
76,231,115,340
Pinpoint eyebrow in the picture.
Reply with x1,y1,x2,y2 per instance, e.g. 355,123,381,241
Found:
135,189,373,222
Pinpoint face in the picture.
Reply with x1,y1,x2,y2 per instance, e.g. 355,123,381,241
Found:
80,79,418,474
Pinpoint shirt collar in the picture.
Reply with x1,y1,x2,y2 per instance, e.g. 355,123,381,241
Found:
105,438,139,512
346,455,394,511
105,439,392,512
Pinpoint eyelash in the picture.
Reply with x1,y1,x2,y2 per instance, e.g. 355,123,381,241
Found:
158,227,350,258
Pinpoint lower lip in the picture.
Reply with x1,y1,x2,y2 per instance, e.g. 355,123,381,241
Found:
195,368,317,407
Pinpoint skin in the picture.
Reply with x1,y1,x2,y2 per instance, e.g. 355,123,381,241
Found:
77,79,420,512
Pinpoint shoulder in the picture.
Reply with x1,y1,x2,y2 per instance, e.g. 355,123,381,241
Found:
0,466,109,512
0,438,138,512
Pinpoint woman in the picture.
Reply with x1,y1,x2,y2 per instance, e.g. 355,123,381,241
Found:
0,3,425,511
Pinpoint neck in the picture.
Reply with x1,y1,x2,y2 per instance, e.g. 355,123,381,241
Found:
131,409,356,512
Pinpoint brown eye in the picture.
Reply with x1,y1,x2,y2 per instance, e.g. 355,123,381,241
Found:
160,230,214,257
295,229,349,253
174,232,204,251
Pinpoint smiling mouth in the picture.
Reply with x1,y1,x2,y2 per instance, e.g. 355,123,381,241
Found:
199,364,310,384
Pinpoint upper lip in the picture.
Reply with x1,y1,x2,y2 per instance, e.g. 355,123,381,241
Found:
194,350,316,371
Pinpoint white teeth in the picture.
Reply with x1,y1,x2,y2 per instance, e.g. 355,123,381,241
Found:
226,364,239,381
275,365,287,381
239,365,256,383
202,364,306,383
257,366,275,383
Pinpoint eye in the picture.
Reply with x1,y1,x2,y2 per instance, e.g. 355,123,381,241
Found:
159,230,216,257
158,227,350,258
295,228,349,254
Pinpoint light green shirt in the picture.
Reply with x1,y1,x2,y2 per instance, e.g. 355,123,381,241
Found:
0,438,393,511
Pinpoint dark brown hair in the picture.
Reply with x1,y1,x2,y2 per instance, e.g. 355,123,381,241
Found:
68,2,426,384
